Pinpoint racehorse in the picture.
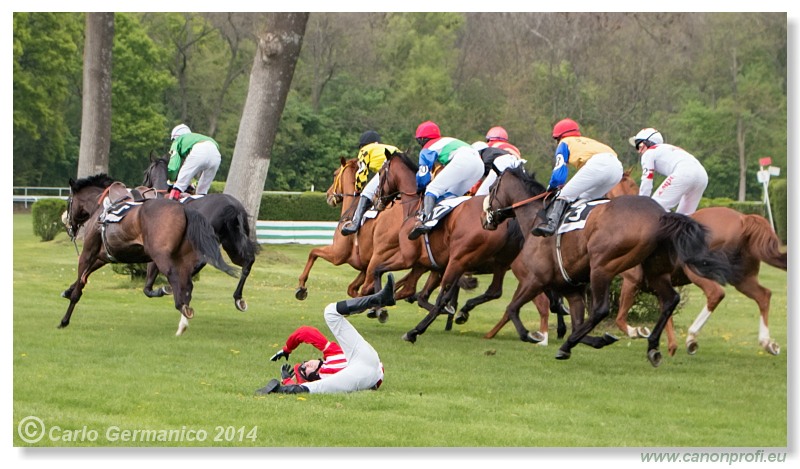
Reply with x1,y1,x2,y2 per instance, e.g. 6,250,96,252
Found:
293,157,428,323
608,172,786,356
142,155,259,311
481,165,731,366
62,174,239,335
372,151,561,344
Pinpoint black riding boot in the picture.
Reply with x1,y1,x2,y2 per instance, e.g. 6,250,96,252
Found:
255,379,309,395
336,273,396,315
531,198,569,237
408,194,437,240
341,195,372,236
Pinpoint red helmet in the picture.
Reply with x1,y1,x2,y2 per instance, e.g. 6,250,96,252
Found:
486,126,509,142
415,121,441,140
552,118,581,140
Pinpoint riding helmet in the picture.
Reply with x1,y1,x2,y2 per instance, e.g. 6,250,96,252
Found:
629,128,664,148
552,119,581,140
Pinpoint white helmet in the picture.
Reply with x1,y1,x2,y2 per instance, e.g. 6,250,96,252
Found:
629,128,663,147
471,141,489,151
171,124,191,140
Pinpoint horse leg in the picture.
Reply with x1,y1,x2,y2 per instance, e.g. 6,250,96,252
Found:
59,251,105,329
296,243,351,300
564,291,618,350
403,273,456,341
683,267,726,355
143,262,170,298
347,271,366,298
557,275,614,360
504,281,547,344
615,267,651,339
645,274,682,367
415,271,442,313
734,275,778,355
231,256,255,312
456,269,505,325
545,290,568,339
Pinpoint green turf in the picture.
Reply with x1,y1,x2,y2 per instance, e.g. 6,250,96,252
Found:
12,213,788,447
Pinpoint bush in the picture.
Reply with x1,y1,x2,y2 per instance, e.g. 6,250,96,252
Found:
600,276,688,324
258,191,340,221
31,198,68,241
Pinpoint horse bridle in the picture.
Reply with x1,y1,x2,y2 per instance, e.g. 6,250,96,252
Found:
483,173,554,228
330,159,360,203
374,154,418,211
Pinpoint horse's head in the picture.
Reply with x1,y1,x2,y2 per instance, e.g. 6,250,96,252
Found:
606,167,638,198
326,157,357,207
481,165,545,230
142,151,170,191
66,174,115,238
374,149,418,211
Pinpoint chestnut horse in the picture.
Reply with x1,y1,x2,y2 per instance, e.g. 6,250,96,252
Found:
371,151,559,344
62,174,239,336
482,166,731,366
609,172,786,356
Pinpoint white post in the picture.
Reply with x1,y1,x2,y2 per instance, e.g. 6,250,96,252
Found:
757,157,777,232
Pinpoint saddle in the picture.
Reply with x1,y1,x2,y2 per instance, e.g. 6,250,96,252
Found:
99,182,146,224
421,196,471,230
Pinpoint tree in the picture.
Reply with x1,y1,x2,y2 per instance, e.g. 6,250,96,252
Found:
76,12,114,179
225,13,309,233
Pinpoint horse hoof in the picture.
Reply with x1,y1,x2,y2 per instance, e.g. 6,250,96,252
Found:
57,322,69,329
367,308,378,319
181,306,194,319
555,349,571,360
295,288,308,301
637,327,651,338
686,340,699,355
162,285,172,295
761,340,781,356
527,331,545,344
377,309,389,324
454,311,469,325
402,332,417,344
235,298,248,312
648,349,662,367
603,332,620,345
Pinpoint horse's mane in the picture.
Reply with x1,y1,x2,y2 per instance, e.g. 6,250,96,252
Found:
506,165,546,195
71,173,116,192
394,151,419,173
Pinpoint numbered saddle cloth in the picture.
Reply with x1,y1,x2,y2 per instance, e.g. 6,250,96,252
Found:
557,199,610,234
422,196,471,228
101,201,142,224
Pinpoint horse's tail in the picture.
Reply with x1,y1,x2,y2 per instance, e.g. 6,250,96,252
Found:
657,212,731,285
741,214,787,270
219,204,261,261
184,208,240,278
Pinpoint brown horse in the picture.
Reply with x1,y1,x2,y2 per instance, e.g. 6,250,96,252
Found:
371,151,559,344
62,174,239,336
609,172,786,356
482,166,731,366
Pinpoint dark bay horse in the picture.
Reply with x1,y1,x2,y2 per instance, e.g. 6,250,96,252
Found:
372,151,559,344
143,155,259,311
609,172,787,356
63,174,239,335
482,166,731,366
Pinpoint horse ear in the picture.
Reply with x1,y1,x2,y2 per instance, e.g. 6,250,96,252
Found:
150,150,157,162
68,177,76,188
340,156,346,166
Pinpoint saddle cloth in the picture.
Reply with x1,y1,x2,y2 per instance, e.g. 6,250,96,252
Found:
423,196,471,228
100,201,142,224
557,199,610,234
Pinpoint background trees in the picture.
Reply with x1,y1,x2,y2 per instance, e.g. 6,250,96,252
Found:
12,12,787,203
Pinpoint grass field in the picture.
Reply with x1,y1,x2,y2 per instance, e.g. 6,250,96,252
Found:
11,212,790,451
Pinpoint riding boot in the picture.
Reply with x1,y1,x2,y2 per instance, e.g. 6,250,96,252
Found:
531,198,569,237
341,195,372,236
255,379,309,395
336,273,396,315
408,194,437,240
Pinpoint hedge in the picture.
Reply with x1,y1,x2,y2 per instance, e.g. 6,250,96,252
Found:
31,198,68,241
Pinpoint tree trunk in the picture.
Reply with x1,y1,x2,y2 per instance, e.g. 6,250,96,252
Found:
737,115,746,202
77,12,114,179
224,13,309,236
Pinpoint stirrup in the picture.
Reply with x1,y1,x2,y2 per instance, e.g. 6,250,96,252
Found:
408,222,430,240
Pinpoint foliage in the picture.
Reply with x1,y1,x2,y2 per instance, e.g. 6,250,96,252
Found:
31,198,67,241
12,12,787,206
258,192,339,221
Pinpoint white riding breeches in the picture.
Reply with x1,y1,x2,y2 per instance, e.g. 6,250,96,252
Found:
301,304,384,394
474,154,525,196
652,165,708,215
173,140,221,195
558,152,623,202
361,173,380,200
425,147,484,199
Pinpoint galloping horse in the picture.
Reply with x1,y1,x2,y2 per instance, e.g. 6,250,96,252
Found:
482,166,731,366
609,172,786,355
62,174,239,335
142,155,259,311
371,151,559,344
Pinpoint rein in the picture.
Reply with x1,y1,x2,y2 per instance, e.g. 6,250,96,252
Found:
507,190,553,211
331,160,360,200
